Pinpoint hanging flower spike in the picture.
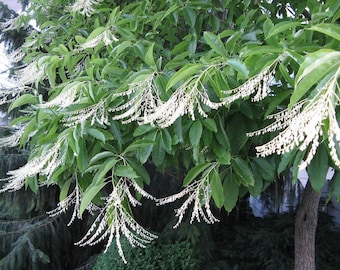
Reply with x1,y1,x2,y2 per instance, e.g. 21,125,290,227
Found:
47,179,100,226
0,134,67,193
248,66,340,170
157,164,219,228
75,178,157,263
12,60,47,89
110,72,164,125
69,0,104,17
0,124,27,148
221,65,274,105
144,66,224,128
78,28,118,50
38,81,86,109
62,99,109,126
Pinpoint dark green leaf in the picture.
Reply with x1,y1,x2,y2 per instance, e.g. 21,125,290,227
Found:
183,163,211,186
223,173,239,213
210,170,224,208
189,120,203,146
307,144,329,192
231,157,255,187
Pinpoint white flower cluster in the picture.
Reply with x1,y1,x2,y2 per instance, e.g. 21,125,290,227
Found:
79,28,118,50
144,74,223,127
157,165,219,228
0,135,67,193
248,68,340,170
12,61,46,89
111,73,163,124
221,66,273,105
63,99,108,126
0,86,30,105
47,180,100,226
38,81,85,109
69,0,103,17
75,178,157,263
0,125,26,148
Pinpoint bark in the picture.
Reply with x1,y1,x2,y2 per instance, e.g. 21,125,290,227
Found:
294,181,321,270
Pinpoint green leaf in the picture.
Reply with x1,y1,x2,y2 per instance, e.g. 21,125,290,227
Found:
210,170,224,208
328,171,340,201
290,49,340,108
266,21,301,39
9,94,37,111
126,157,150,184
144,43,157,70
278,149,298,175
92,157,118,185
252,157,275,181
115,165,138,178
152,134,165,167
226,58,249,78
86,26,106,42
223,173,239,213
307,144,329,192
87,128,106,142
59,179,72,201
80,182,107,216
89,151,115,165
308,23,340,42
166,64,204,90
123,140,155,154
203,31,227,57
231,157,255,187
183,7,196,27
183,163,211,186
161,129,172,152
189,120,203,146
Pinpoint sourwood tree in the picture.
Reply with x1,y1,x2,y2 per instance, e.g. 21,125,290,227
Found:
0,1,339,269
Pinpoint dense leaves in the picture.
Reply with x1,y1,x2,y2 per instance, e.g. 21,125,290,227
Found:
0,0,339,262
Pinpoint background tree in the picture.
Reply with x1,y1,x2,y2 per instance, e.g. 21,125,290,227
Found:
0,1,339,269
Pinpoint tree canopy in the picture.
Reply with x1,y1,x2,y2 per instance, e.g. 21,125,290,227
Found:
0,0,340,264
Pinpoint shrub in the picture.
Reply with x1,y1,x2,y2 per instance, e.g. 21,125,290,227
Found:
93,238,200,270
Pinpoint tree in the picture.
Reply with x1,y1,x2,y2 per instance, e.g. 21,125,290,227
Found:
0,0,339,269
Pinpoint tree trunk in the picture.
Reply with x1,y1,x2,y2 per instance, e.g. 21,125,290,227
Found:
294,181,321,270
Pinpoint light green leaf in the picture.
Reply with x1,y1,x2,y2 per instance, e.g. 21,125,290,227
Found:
308,23,340,41
189,120,203,146
203,31,227,57
290,49,340,108
144,43,157,70
9,94,37,111
183,163,211,186
266,21,301,39
80,182,107,216
86,26,106,42
231,157,255,187
226,59,249,78
59,179,72,201
307,144,329,192
210,170,224,208
166,64,204,90
92,157,118,185
223,173,239,213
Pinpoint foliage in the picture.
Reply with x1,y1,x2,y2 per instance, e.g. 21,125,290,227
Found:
0,0,339,262
93,237,200,270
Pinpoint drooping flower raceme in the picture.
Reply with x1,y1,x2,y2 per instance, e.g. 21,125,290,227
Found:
248,66,340,170
157,163,220,228
75,177,157,264
110,72,163,124
143,66,224,128
69,0,104,17
0,134,67,193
